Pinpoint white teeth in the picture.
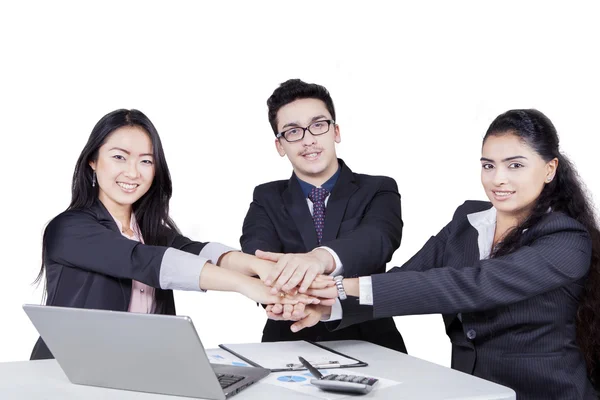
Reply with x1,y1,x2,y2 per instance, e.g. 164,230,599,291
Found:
118,182,138,190
304,153,318,158
494,191,513,196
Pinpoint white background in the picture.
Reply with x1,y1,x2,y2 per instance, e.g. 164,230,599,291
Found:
1,0,599,367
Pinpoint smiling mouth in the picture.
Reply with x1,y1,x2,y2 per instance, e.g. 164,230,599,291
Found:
117,182,139,191
301,150,322,160
492,190,515,198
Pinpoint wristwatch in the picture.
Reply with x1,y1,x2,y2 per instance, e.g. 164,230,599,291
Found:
333,275,347,300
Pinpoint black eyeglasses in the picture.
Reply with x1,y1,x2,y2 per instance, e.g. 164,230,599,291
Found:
276,120,335,143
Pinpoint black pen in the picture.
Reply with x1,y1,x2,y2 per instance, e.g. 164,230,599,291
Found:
298,356,324,380
286,360,340,369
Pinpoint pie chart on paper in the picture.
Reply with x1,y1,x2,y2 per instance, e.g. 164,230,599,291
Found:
277,375,307,383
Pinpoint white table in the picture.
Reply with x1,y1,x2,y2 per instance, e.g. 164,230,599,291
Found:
0,340,515,399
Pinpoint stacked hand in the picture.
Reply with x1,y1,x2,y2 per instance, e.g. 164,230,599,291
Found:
215,250,338,315
249,250,341,331
256,249,337,293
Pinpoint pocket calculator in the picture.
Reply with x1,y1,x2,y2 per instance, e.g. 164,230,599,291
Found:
310,373,379,394
298,356,378,394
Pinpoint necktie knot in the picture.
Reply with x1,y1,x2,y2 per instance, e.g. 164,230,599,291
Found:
308,187,329,204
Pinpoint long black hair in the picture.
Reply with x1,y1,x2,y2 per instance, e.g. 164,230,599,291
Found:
34,109,179,285
486,109,600,386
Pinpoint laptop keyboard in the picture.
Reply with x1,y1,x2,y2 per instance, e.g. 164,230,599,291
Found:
216,373,244,389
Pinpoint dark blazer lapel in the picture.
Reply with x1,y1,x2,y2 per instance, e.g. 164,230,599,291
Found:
91,199,121,234
322,161,359,243
282,175,319,250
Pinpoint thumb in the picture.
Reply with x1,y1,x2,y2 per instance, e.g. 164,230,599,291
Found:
291,310,320,332
319,298,337,306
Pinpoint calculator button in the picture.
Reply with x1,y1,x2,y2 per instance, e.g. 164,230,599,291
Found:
367,378,379,385
335,375,347,381
360,377,370,384
343,376,354,382
325,374,337,380
351,376,364,383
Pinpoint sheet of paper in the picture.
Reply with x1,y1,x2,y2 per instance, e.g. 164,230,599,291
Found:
263,368,401,399
220,341,359,370
205,348,252,367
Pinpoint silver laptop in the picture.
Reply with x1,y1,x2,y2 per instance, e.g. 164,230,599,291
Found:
23,304,269,399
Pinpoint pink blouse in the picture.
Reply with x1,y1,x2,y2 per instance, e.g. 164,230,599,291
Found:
110,213,156,314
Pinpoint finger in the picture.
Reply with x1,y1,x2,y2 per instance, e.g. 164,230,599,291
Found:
271,303,284,314
309,279,332,289
266,257,289,292
299,267,319,293
283,265,309,292
295,294,320,305
277,295,299,305
305,287,338,298
310,275,335,288
315,274,334,281
282,304,294,319
266,311,285,321
272,261,298,293
292,302,306,319
319,298,337,306
277,291,322,305
255,250,284,262
291,310,320,332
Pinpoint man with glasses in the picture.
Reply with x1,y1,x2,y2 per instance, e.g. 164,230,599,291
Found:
240,79,406,352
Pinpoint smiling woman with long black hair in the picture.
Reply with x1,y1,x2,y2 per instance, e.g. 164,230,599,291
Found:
30,108,321,360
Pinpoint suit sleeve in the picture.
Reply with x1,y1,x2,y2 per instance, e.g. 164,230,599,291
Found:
322,177,403,277
45,211,207,291
168,230,208,255
240,186,283,255
371,219,592,319
168,230,236,265
327,221,451,331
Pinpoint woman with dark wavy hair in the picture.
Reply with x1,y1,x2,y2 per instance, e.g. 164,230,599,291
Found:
272,109,600,398
30,109,321,360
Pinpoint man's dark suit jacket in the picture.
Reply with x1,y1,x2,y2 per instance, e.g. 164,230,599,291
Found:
332,200,597,399
240,159,406,353
30,200,207,360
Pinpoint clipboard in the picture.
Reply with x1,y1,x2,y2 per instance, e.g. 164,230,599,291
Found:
218,340,368,372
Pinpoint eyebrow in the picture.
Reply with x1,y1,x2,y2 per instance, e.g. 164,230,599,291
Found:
281,115,329,130
109,147,154,157
480,156,528,163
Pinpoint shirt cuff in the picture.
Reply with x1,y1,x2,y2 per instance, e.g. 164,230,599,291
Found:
159,248,208,292
359,276,373,305
318,246,344,276
321,299,343,321
199,242,238,265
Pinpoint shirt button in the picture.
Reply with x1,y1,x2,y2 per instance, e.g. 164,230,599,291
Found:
466,329,477,340
140,288,145,293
